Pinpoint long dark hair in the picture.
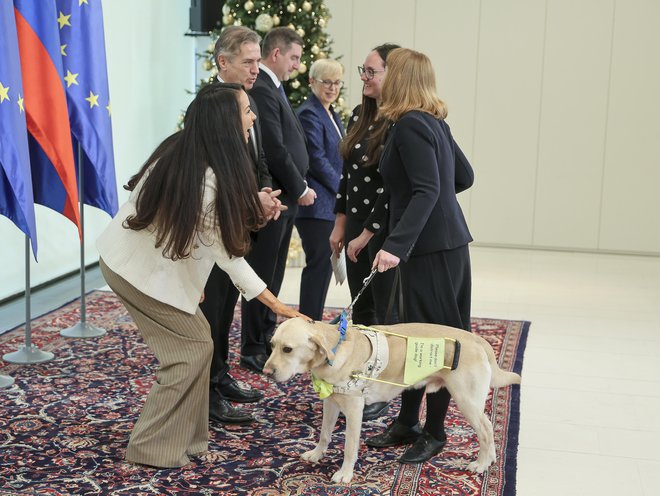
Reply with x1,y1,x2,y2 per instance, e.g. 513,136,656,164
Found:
339,43,400,165
123,83,262,260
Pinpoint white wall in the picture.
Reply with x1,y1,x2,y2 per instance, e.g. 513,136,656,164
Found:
0,0,195,302
325,0,660,255
3,0,659,302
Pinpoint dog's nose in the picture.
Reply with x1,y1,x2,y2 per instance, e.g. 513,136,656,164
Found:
262,366,274,376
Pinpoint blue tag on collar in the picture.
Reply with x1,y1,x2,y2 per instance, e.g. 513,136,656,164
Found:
338,311,348,338
328,311,349,366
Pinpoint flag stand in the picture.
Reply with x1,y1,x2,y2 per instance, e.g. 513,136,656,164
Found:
61,145,106,339
3,237,54,365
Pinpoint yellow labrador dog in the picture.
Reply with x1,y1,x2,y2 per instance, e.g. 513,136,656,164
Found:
263,317,521,483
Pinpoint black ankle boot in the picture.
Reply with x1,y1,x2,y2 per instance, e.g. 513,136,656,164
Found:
398,431,447,464
365,420,422,448
363,402,389,420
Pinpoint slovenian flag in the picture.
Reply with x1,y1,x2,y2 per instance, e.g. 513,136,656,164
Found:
14,0,81,233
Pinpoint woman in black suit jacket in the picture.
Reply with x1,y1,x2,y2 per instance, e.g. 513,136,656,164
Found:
364,48,474,465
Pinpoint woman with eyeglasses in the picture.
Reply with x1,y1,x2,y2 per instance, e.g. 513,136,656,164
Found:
364,48,474,465
329,43,400,420
294,58,346,320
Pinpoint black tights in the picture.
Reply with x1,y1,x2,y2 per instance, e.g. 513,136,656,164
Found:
398,388,451,441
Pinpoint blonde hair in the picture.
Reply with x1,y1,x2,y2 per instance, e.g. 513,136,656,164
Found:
309,58,343,81
379,48,447,121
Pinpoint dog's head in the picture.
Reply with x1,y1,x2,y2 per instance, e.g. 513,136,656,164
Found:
263,317,339,382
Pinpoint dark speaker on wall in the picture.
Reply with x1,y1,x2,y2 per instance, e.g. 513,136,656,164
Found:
189,0,222,33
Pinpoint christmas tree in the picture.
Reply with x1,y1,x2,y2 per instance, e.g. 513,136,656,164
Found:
198,0,348,119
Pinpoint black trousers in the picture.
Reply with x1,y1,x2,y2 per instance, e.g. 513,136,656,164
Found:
199,265,239,390
344,217,399,325
241,206,297,356
294,218,334,320
395,245,472,439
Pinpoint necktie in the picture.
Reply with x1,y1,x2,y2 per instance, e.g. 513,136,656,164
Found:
278,84,288,102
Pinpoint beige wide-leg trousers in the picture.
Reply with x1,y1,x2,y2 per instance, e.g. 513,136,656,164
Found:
100,259,213,468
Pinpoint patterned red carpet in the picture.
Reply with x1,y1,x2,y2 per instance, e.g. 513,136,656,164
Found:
0,291,528,495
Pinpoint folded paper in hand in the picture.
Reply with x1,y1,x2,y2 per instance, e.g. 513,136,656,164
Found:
330,250,346,285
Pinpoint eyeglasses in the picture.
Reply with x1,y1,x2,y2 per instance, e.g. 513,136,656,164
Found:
315,79,344,89
357,65,385,80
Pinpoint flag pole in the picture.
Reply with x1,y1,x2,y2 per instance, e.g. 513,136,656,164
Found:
61,144,106,338
3,236,54,365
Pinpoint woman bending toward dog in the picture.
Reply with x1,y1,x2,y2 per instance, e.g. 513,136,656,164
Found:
364,48,475,464
97,83,306,468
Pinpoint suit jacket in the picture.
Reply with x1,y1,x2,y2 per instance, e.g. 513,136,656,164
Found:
97,168,267,314
296,93,345,221
380,111,473,262
249,71,309,207
247,93,272,189
216,76,272,190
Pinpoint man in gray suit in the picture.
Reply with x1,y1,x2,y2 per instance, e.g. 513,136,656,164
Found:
241,28,315,373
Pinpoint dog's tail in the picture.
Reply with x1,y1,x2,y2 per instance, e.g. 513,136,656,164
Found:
478,337,522,388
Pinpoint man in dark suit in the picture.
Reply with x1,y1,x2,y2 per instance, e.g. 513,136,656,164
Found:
241,27,315,373
201,26,284,425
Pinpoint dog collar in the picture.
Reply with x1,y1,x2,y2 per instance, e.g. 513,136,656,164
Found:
327,311,348,366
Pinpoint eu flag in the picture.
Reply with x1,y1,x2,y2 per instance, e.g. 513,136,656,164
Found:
14,0,80,231
55,0,117,216
0,1,38,258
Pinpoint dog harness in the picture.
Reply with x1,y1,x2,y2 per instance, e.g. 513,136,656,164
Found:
331,327,390,396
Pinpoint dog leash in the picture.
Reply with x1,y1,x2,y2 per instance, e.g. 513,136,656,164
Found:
329,267,378,325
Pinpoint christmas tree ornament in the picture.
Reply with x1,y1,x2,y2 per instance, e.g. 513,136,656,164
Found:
298,62,307,74
255,13,274,32
287,2,297,13
302,1,312,12
272,14,280,26
244,0,254,11
222,14,234,25
222,4,231,15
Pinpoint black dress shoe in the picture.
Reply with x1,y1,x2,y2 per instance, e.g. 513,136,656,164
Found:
240,354,268,373
218,379,264,404
365,420,422,448
398,431,447,464
209,398,254,425
362,402,389,421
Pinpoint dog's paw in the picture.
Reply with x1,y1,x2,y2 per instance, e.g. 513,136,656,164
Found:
331,467,354,483
467,459,492,473
301,448,325,463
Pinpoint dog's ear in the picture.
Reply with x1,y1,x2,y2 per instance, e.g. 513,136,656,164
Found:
309,328,336,362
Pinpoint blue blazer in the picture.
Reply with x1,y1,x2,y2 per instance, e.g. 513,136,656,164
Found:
296,93,345,221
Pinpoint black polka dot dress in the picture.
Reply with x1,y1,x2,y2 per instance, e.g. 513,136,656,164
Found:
334,106,386,231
